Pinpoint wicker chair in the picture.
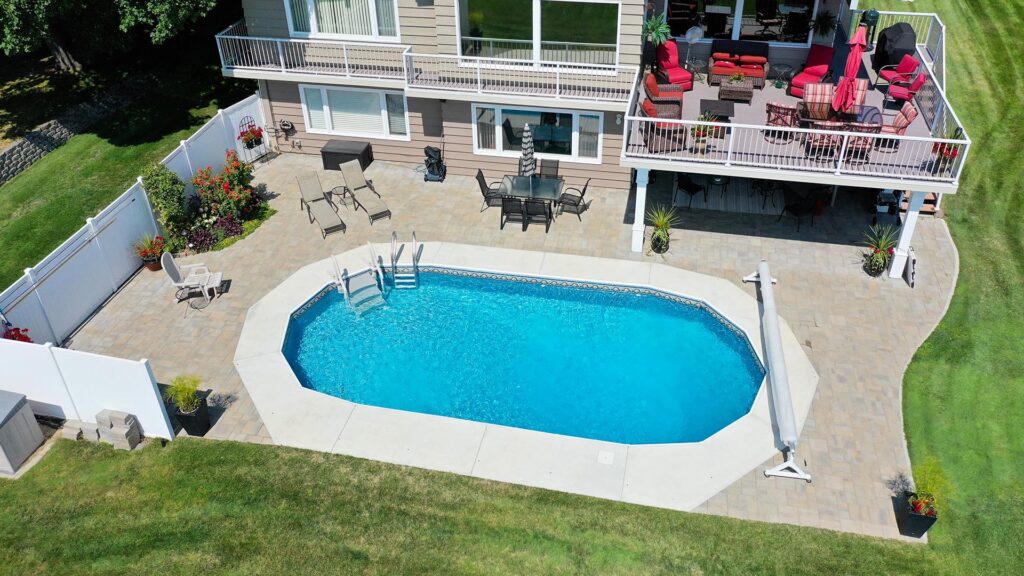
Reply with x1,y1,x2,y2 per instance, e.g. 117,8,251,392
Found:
643,73,683,118
638,99,687,154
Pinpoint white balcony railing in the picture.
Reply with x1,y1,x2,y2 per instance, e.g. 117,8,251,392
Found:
622,115,969,184
216,21,408,80
404,53,637,102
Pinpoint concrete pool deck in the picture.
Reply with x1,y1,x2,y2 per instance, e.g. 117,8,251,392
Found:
234,243,819,511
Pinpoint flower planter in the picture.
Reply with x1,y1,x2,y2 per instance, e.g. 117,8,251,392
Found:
173,391,210,437
691,139,709,154
896,492,938,537
244,138,262,150
143,259,162,272
650,234,669,254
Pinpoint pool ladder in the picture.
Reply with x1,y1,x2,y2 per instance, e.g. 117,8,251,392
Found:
338,244,387,317
390,231,420,290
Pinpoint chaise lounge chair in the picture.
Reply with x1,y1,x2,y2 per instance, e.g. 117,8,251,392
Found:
340,160,392,225
161,252,223,307
297,172,347,238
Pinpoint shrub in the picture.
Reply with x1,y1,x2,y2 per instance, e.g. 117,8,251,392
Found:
2,324,32,343
141,164,189,235
134,234,166,262
214,215,244,237
862,224,898,277
188,227,217,252
164,375,202,414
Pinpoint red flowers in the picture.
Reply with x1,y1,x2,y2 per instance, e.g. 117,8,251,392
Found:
237,126,264,145
134,235,166,262
932,142,959,159
2,324,32,343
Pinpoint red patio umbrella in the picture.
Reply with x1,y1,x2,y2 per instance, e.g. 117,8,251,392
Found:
832,25,869,112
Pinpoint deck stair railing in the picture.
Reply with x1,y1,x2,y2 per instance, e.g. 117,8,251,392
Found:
390,231,420,290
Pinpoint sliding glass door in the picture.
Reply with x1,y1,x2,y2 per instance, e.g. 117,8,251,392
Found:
459,0,619,65
287,0,399,41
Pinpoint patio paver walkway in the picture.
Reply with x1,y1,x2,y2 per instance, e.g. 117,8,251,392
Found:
68,153,957,540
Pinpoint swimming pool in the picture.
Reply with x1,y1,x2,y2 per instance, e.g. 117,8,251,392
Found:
283,270,764,445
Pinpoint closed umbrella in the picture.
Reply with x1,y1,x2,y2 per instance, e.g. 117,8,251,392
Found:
519,123,536,177
832,25,868,112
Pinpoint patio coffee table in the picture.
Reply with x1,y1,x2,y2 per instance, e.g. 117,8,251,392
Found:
718,76,754,103
700,99,735,121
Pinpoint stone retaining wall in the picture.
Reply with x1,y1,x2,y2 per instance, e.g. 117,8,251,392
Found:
0,80,148,187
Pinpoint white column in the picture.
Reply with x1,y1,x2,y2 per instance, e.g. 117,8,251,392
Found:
631,169,650,253
731,0,745,41
889,190,925,279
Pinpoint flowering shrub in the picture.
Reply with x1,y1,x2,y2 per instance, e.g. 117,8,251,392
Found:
192,151,258,222
237,126,264,146
188,227,217,252
214,215,244,238
908,493,937,517
134,235,166,262
2,324,32,343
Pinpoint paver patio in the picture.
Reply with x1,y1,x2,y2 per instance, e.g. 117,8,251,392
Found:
68,152,957,540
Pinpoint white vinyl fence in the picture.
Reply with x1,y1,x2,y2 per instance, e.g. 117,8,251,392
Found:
0,92,267,346
0,339,174,439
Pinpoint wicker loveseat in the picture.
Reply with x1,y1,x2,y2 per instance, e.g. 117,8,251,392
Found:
707,39,770,88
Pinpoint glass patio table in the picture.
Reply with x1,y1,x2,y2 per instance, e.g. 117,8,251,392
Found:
497,175,564,202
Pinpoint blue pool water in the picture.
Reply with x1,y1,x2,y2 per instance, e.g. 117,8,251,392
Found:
283,272,764,444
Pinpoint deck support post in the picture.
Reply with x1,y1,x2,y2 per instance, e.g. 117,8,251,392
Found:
731,0,745,41
889,190,925,279
631,169,650,253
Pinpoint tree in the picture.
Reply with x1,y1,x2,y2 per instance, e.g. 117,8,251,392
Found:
0,0,216,72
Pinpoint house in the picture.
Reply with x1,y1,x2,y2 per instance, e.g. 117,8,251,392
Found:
216,0,968,278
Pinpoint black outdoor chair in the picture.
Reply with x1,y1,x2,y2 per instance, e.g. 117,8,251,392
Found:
500,196,525,230
502,118,523,147
778,186,821,231
477,169,503,212
558,178,590,220
675,174,706,208
756,0,783,37
539,159,560,178
524,199,552,233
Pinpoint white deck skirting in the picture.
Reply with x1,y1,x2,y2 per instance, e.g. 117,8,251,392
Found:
233,243,819,511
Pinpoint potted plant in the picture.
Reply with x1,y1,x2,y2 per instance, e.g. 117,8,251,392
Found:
727,71,745,85
690,111,716,154
646,204,679,254
932,126,963,174
1,322,31,343
237,125,264,149
641,9,672,71
134,234,166,271
164,375,210,436
862,224,897,277
895,458,947,537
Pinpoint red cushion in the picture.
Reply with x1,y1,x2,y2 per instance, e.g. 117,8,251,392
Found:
740,64,761,70
641,99,659,118
804,64,828,76
790,71,819,90
714,61,736,68
740,55,767,65
711,52,733,61
656,41,680,70
888,85,911,100
805,44,835,68
644,73,660,98
664,67,693,88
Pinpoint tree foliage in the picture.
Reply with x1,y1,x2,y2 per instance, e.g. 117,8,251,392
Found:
0,0,217,69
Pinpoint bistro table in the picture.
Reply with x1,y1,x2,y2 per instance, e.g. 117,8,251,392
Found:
700,99,735,122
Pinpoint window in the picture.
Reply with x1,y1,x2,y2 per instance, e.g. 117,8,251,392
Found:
286,0,399,40
472,104,602,162
301,86,409,139
459,0,619,65
666,0,819,46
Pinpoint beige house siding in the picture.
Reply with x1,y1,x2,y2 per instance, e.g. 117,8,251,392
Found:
433,0,459,55
618,0,645,67
263,81,630,189
398,0,439,53
242,0,290,38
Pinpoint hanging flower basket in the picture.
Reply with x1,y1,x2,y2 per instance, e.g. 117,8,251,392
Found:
238,126,264,149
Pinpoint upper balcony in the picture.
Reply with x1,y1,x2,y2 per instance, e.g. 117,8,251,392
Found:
215,21,638,109
621,11,969,194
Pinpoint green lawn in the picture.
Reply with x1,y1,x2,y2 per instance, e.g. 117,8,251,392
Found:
881,1,1024,575
0,439,949,576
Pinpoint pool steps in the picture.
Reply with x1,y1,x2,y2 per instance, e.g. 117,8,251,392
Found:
389,231,420,290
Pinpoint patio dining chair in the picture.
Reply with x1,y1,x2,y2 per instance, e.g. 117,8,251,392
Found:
877,54,920,89
674,173,706,209
477,169,503,211
800,83,835,121
558,178,590,220
843,121,882,164
876,101,919,152
161,252,223,308
524,199,552,233
804,120,845,161
539,159,560,178
885,74,926,106
500,196,524,230
340,160,391,225
764,101,800,143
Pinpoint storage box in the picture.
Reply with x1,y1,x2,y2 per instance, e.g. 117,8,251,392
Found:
321,140,373,171
0,390,44,474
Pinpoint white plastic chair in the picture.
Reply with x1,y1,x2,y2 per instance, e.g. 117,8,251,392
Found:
161,252,223,307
